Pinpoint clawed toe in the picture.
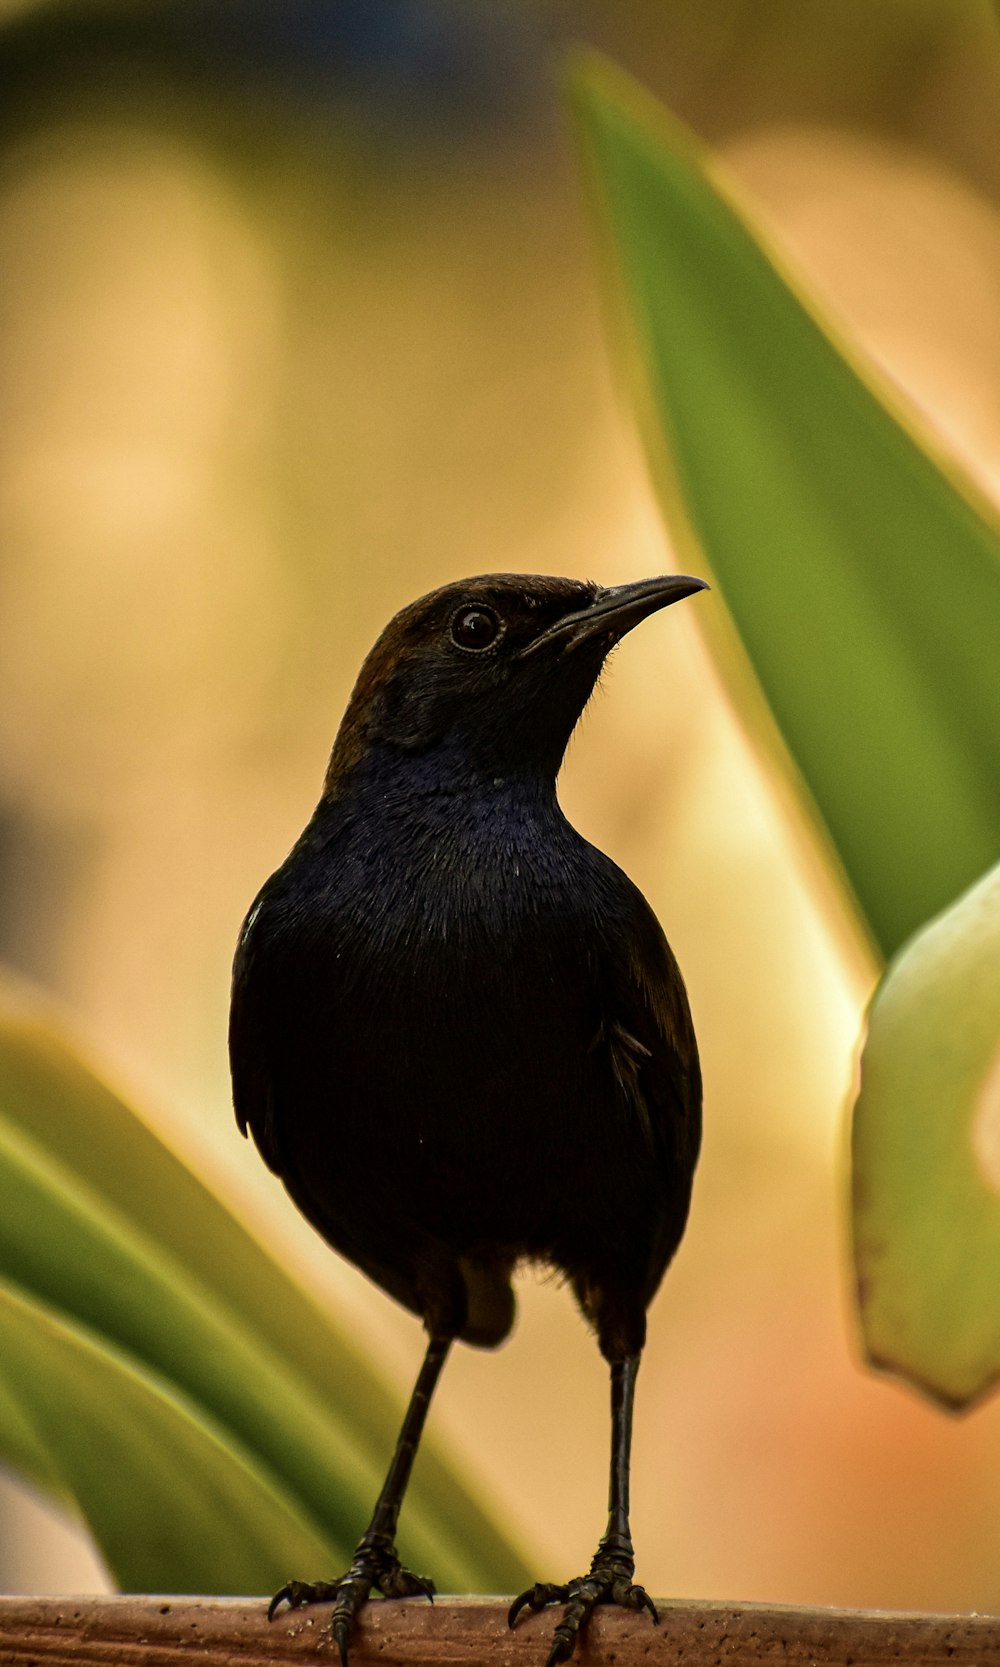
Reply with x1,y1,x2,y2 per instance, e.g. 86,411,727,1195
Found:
268,1578,342,1620
379,1564,435,1602
508,1583,569,1628
631,1585,658,1622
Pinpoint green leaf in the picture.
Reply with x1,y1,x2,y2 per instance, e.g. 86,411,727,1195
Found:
0,976,529,1592
570,54,1000,960
852,861,1000,1409
0,1276,336,1593
0,1352,63,1502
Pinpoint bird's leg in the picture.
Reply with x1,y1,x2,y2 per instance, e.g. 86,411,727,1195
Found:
508,1353,657,1666
270,1335,451,1663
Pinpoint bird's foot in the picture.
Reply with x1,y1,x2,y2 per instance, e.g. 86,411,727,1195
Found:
508,1549,658,1667
268,1532,434,1664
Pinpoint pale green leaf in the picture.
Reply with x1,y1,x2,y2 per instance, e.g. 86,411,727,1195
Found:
852,862,1000,1408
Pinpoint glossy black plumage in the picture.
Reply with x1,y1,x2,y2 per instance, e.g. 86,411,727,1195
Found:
230,572,707,1665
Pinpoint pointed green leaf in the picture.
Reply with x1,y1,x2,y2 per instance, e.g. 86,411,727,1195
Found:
852,861,1000,1408
571,55,1000,960
0,1276,336,1592
0,977,529,1591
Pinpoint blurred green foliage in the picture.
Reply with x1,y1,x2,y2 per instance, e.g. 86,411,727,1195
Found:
571,54,1000,1409
572,54,1000,964
0,1275,335,1594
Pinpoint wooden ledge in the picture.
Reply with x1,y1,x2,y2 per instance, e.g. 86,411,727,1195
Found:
0,1595,997,1666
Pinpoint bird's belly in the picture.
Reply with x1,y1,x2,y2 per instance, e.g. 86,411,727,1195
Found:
277,953,651,1264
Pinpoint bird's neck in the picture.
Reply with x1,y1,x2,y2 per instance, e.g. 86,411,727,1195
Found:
324,737,562,814
297,741,583,894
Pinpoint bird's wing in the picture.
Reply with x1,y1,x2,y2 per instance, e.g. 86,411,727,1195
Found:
594,891,702,1282
229,897,285,1174
228,890,446,1329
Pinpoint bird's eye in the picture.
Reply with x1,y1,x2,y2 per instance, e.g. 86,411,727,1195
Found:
450,606,501,651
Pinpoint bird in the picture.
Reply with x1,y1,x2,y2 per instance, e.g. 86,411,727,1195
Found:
229,571,707,1666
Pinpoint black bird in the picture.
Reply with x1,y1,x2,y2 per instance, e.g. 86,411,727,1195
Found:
230,572,707,1665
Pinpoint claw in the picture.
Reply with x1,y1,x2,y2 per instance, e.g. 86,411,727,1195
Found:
507,1592,528,1630
330,1616,351,1667
268,1587,292,1622
509,1583,567,1629
268,1579,338,1621
508,1592,529,1629
638,1588,659,1623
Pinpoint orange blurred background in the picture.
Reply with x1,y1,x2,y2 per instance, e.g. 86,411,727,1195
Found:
3,0,1000,1612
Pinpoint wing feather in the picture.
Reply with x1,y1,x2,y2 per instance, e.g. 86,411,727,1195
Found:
596,897,702,1288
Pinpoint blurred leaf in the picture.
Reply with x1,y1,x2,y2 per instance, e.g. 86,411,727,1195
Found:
0,1275,336,1593
0,1081,368,1564
0,977,530,1592
0,1355,62,1501
852,861,1000,1409
570,53,1000,961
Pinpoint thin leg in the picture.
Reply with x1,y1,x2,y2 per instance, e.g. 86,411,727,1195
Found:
596,1352,645,1572
270,1336,452,1664
360,1334,451,1547
509,1353,657,1666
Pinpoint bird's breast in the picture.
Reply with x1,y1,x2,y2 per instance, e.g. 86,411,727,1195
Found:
263,793,646,1249
316,791,590,952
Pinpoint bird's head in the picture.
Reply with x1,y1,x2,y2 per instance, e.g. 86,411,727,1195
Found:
326,572,708,790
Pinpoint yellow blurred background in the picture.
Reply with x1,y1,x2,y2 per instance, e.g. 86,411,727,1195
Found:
3,0,1000,1613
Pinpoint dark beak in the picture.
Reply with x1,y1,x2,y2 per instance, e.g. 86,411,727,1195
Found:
520,574,709,657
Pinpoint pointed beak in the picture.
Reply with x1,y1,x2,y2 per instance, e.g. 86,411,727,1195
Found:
520,574,709,657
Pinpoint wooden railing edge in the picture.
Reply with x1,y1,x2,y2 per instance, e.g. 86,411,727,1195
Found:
0,1594,998,1665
